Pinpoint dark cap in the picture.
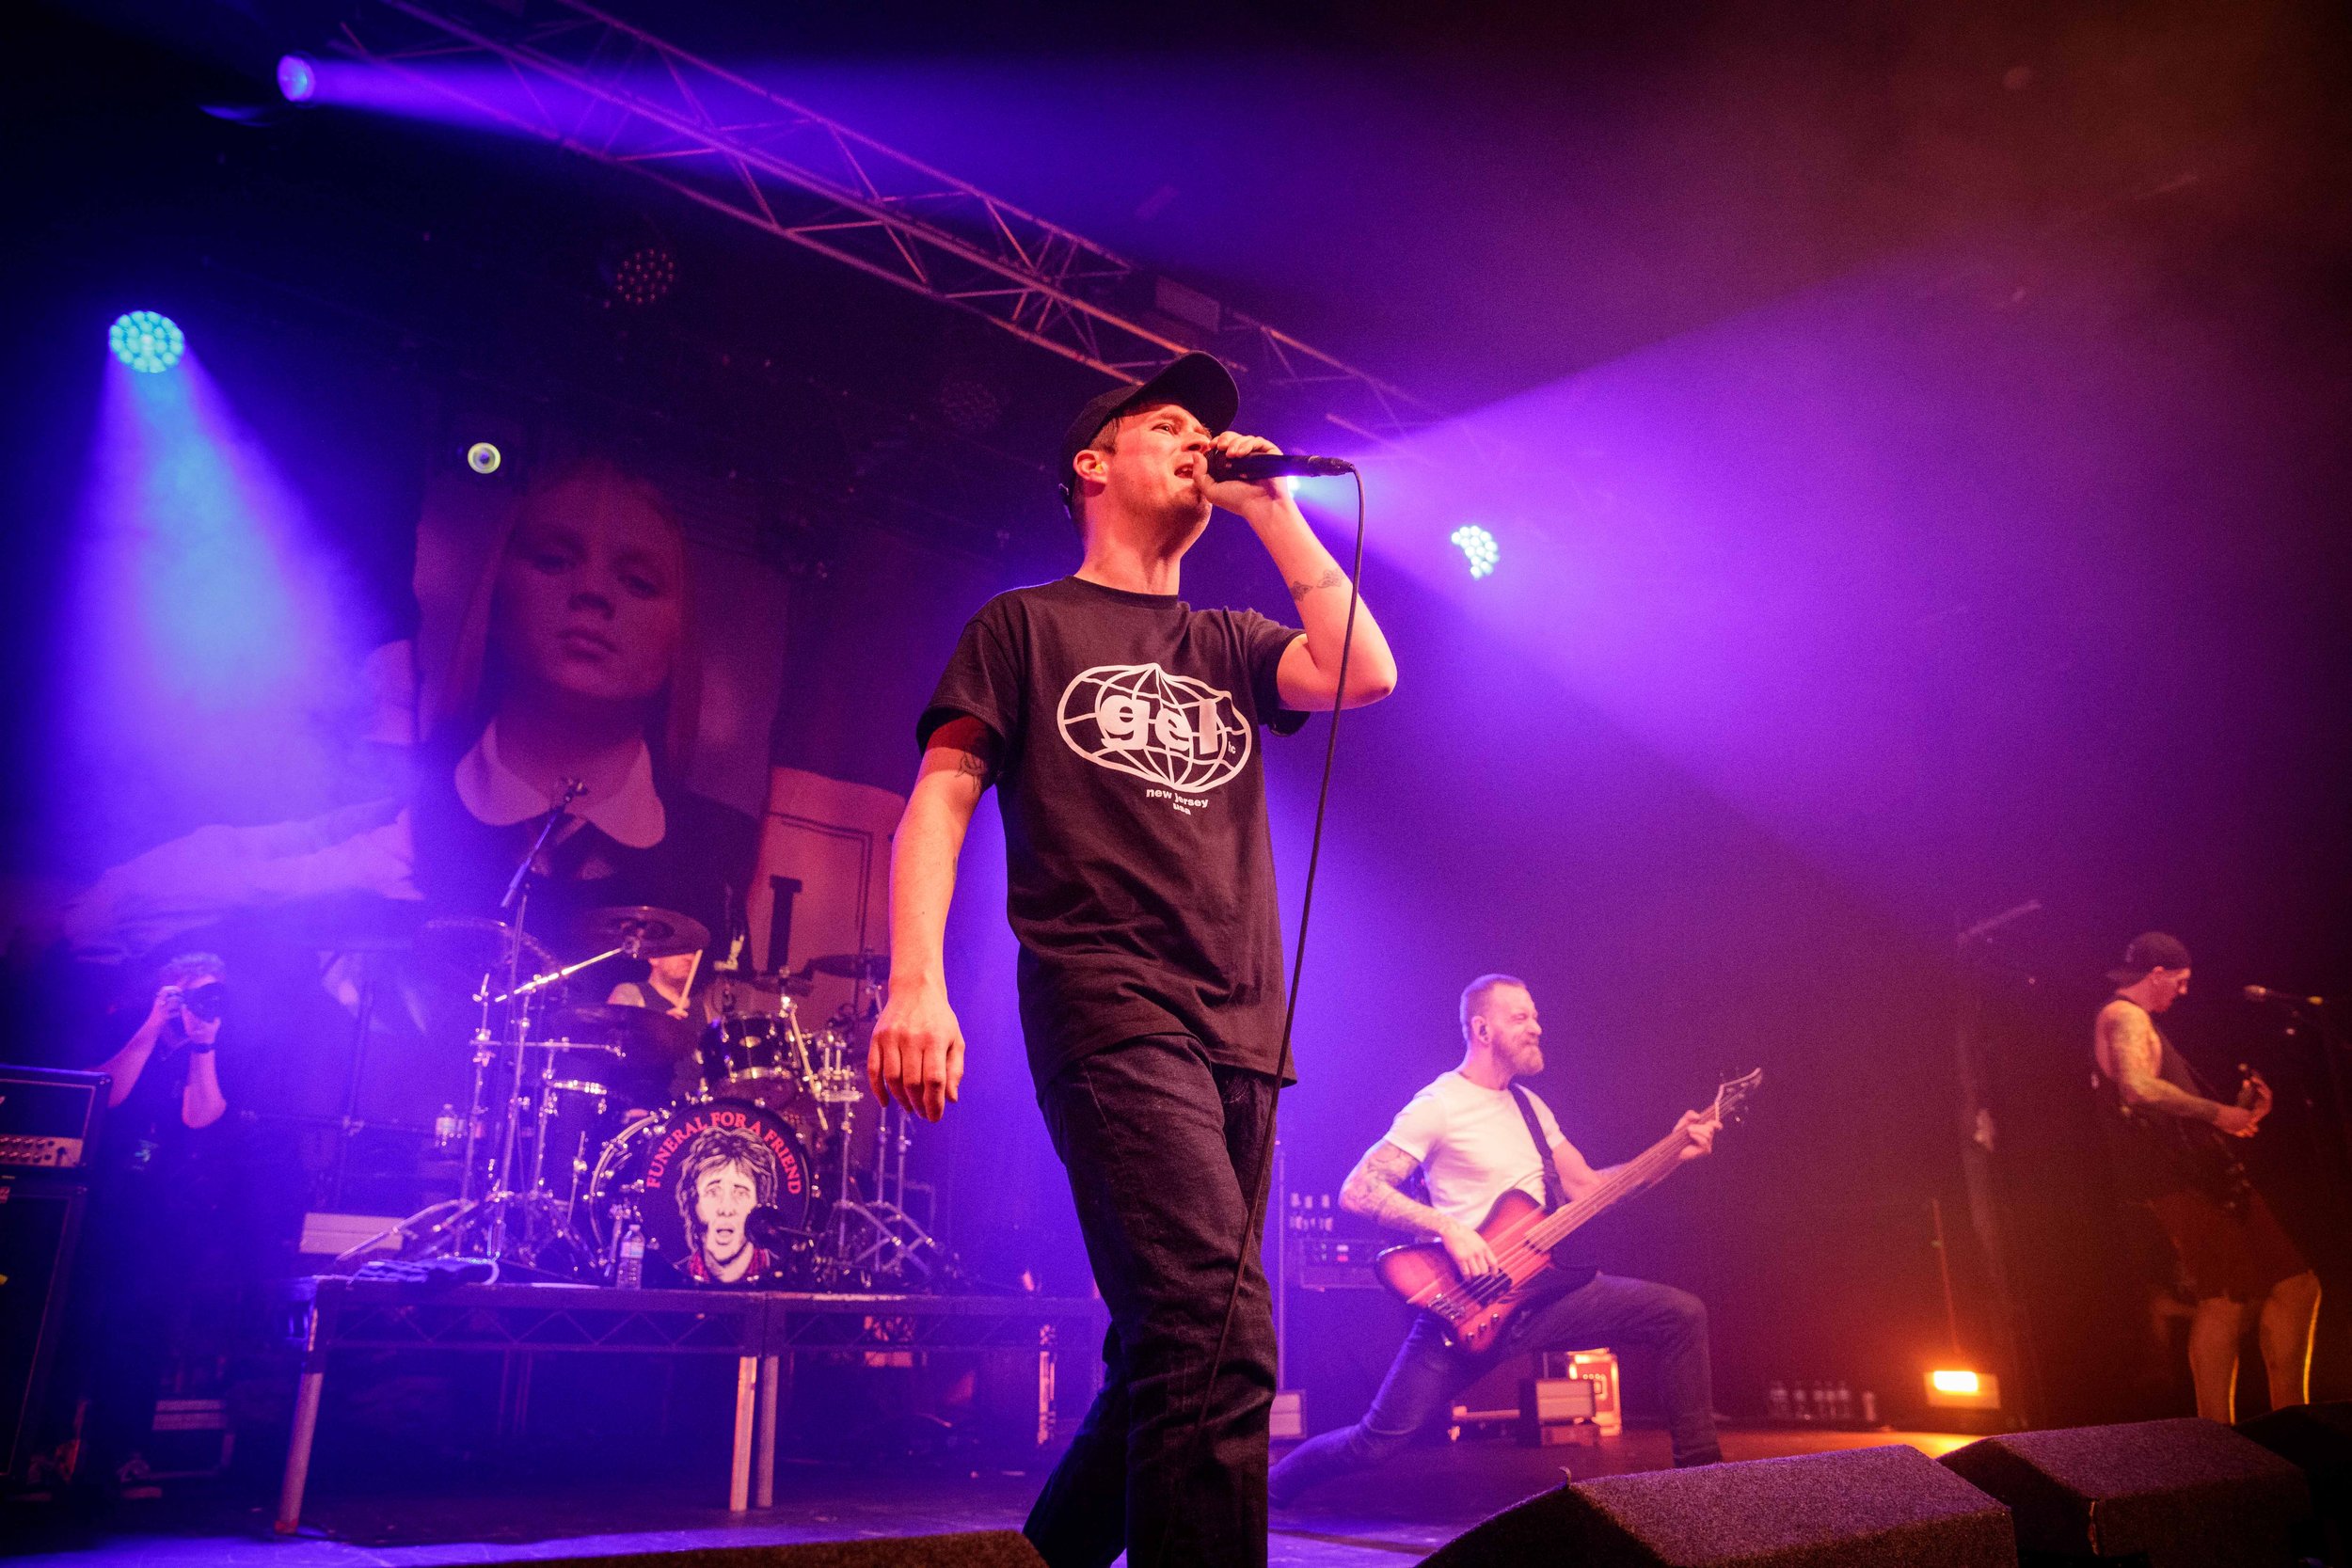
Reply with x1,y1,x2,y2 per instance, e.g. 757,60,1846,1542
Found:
1056,352,1240,510
2107,931,2192,985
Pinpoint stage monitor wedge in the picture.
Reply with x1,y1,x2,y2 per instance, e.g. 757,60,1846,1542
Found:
1940,1417,2310,1568
2236,1402,2352,1566
1422,1442,2016,1567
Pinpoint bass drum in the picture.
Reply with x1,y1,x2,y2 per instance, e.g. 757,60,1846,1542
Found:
582,1099,817,1287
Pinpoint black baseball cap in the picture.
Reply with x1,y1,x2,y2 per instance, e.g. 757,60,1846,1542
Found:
2107,931,2192,985
1056,352,1240,510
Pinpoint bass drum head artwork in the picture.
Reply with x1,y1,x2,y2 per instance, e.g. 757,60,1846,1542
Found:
592,1099,815,1286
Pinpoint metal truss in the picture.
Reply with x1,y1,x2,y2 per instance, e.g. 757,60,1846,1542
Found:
328,0,1442,445
287,1277,1104,1357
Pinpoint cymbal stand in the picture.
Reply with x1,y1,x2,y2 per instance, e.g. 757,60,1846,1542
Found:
336,785,585,1273
829,1098,946,1285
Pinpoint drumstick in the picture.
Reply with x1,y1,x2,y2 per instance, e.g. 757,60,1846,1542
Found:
674,948,704,1017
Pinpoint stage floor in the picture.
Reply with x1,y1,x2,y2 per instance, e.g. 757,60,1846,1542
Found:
5,1425,1977,1565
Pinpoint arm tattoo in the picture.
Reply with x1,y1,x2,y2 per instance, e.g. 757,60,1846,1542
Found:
1288,566,1346,602
2102,1006,2223,1124
1340,1141,1455,1237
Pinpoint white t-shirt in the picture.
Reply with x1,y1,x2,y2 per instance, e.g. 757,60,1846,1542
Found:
1377,1070,1566,1228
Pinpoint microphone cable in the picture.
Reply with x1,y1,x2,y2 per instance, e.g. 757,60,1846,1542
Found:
1156,471,1366,1565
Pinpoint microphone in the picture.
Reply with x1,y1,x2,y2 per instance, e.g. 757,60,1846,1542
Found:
744,1206,811,1249
1205,451,1357,482
2245,985,2325,1007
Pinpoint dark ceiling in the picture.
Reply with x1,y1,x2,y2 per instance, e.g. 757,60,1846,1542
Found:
28,0,2352,415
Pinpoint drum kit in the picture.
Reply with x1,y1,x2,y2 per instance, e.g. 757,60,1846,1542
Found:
347,903,945,1291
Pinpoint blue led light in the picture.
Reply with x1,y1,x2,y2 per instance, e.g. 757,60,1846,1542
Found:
1450,524,1500,579
109,311,184,373
277,54,318,103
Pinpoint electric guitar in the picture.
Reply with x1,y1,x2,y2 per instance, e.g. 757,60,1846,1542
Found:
1373,1069,1762,1354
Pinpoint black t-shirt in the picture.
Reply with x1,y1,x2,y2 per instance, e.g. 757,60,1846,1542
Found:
918,577,1308,1082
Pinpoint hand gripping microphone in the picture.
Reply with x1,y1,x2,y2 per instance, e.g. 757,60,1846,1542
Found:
1205,451,1358,482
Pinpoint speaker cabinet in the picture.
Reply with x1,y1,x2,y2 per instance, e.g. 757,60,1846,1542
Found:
2238,1401,2352,1563
1423,1442,2015,1567
1942,1417,2312,1568
1,1174,87,1482
1283,1275,1418,1436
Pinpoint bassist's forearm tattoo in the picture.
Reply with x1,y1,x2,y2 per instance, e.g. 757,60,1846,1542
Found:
1341,1142,1456,1237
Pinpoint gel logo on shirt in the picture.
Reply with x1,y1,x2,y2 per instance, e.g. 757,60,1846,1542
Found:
1057,663,1253,793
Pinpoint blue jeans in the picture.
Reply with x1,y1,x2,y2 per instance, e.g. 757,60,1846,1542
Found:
1024,1036,1281,1568
1267,1272,1721,1505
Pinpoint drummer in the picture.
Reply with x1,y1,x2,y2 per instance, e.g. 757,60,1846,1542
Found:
607,948,703,1020
606,949,707,1104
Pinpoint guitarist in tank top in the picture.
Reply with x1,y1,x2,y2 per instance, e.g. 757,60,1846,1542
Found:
1268,974,1724,1506
2090,931,2319,1423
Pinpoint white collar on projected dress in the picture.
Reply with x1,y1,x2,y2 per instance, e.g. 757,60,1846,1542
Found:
454,719,668,849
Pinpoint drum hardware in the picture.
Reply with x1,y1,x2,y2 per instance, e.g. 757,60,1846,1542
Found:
337,870,967,1288
578,905,713,960
804,950,890,985
336,794,700,1275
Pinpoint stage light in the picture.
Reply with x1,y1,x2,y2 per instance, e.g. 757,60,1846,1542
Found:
1450,524,1499,579
276,54,318,103
609,245,676,308
1925,1368,2000,1410
108,311,184,373
466,441,502,475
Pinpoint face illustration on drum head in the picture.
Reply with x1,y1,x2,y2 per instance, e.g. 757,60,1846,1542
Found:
672,1123,779,1284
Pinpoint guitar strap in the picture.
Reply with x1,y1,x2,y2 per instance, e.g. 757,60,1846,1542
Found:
1508,1084,1570,1214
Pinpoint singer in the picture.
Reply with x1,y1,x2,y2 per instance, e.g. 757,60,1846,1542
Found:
870,351,1395,1567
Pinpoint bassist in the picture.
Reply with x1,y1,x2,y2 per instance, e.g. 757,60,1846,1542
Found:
1268,974,1724,1506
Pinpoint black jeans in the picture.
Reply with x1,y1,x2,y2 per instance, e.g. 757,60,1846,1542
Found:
1267,1272,1722,1505
1025,1035,1280,1568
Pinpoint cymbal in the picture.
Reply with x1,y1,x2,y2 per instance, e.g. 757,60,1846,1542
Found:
545,1003,701,1061
417,916,558,980
704,972,811,1017
806,951,889,982
579,905,710,959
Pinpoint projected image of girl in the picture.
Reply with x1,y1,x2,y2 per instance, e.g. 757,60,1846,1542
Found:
410,455,753,971
57,454,758,1118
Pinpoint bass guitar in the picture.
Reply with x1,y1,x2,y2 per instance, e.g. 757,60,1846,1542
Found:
1373,1069,1762,1354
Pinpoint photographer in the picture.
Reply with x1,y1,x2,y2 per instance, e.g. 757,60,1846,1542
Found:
81,952,230,1497
97,953,229,1139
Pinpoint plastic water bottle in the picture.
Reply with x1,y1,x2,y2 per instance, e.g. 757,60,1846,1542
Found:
616,1220,646,1289
433,1103,460,1151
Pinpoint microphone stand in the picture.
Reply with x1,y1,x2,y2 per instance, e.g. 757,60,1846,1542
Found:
331,782,587,1274
485,782,583,1261
2252,992,2352,1195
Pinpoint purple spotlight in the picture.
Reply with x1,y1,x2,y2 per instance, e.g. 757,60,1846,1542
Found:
277,54,318,103
1450,524,1499,579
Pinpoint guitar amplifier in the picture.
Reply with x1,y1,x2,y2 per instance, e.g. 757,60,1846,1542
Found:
0,1066,108,1171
